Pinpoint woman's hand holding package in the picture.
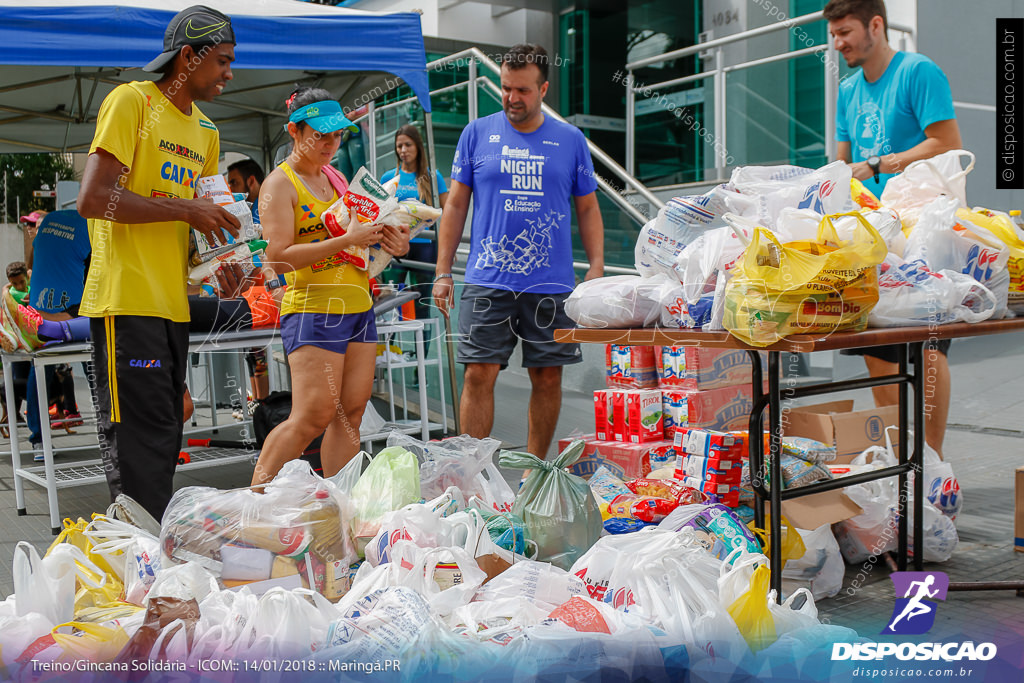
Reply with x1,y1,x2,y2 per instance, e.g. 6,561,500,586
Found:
335,206,382,249
380,223,411,257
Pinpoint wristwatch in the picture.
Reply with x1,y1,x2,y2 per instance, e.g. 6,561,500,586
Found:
866,155,881,183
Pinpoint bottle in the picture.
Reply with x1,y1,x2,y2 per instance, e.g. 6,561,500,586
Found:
187,239,268,285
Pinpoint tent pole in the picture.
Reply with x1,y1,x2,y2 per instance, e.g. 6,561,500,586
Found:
424,110,460,436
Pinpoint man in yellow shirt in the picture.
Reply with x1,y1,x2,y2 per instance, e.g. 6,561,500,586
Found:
77,5,240,520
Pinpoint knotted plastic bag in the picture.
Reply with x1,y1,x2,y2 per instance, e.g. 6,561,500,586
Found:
723,212,886,347
498,440,602,570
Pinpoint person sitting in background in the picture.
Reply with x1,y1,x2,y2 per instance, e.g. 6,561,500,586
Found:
227,158,265,225
6,262,30,305
380,124,448,326
20,210,47,267
226,158,272,402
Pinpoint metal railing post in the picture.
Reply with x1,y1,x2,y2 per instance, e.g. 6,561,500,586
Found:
714,47,727,178
468,57,478,122
626,70,635,177
367,100,377,178
825,44,839,161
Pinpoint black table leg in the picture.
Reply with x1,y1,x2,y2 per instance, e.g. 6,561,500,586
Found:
768,351,783,597
897,343,909,571
912,341,925,571
748,350,765,531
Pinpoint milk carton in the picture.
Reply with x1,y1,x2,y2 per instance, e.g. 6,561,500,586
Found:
662,390,688,437
606,345,658,388
594,390,613,441
626,390,663,444
657,346,764,390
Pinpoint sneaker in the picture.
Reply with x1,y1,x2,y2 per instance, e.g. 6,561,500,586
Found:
2,286,42,350
31,443,44,463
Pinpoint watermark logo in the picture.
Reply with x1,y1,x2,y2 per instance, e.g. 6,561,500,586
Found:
883,571,948,635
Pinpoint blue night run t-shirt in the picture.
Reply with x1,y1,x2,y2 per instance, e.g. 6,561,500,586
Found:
379,167,448,203
29,210,91,314
451,112,598,294
836,51,956,195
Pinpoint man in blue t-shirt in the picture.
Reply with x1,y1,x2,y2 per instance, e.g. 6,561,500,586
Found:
826,0,963,457
227,158,264,225
433,43,605,459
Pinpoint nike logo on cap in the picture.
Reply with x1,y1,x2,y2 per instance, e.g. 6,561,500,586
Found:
184,18,227,40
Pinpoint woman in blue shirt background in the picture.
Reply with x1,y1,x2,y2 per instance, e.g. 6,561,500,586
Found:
380,124,448,327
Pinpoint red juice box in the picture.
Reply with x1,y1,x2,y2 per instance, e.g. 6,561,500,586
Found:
626,389,663,444
676,455,744,484
594,390,613,441
673,427,743,456
606,345,658,389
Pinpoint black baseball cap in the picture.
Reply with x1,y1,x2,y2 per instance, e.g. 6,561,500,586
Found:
143,5,236,73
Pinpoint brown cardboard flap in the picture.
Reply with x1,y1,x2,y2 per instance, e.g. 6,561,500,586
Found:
788,400,854,416
784,401,900,463
781,489,863,529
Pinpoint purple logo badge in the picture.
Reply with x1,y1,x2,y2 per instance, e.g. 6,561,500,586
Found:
883,571,949,635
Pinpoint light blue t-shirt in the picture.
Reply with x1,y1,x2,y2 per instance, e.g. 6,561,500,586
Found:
379,167,448,203
29,210,91,314
451,112,598,293
836,51,956,195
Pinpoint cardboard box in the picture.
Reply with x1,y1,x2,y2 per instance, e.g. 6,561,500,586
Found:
1016,467,1024,553
557,436,676,480
606,345,658,388
626,389,663,443
658,346,767,390
781,490,863,530
783,400,899,463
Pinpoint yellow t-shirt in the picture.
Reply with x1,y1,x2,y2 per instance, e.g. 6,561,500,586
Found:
81,81,220,322
278,162,372,316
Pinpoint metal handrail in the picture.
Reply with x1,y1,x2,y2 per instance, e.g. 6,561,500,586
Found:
626,10,913,71
347,46,665,219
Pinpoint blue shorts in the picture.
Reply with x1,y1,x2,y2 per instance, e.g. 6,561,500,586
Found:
280,309,377,355
457,285,581,368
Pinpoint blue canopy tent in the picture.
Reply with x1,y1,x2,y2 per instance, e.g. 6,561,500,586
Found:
0,0,432,167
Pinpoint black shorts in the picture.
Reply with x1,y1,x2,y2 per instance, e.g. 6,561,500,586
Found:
841,339,952,364
457,285,581,368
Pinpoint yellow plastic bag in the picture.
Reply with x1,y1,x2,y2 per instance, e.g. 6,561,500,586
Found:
727,564,777,651
724,212,887,347
851,178,882,210
48,517,126,612
52,621,130,663
748,514,807,566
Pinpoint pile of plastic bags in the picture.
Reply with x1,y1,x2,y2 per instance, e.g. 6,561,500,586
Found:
0,434,870,681
567,150,1020,346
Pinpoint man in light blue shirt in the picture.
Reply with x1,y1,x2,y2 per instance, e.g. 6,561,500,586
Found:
826,0,963,457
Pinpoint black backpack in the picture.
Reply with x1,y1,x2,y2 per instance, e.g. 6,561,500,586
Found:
251,391,324,474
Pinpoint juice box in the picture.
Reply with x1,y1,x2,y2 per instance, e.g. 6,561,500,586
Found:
606,345,658,389
674,427,743,456
657,346,765,390
626,389,663,444
662,390,688,437
676,454,744,484
594,390,613,441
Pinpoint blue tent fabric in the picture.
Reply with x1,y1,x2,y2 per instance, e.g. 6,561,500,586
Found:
0,4,431,112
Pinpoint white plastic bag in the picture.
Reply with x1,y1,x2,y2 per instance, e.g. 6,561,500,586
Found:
387,433,511,508
474,560,586,611
729,161,853,229
634,188,748,278
12,542,106,625
674,219,755,304
327,451,371,495
904,196,1010,318
834,446,898,563
881,149,975,229
564,276,664,328
344,540,486,616
869,254,997,328
365,488,466,566
781,525,844,600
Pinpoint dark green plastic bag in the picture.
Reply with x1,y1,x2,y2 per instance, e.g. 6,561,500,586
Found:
497,440,602,570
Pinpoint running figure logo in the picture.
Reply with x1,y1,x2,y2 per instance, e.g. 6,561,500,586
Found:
883,571,949,635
